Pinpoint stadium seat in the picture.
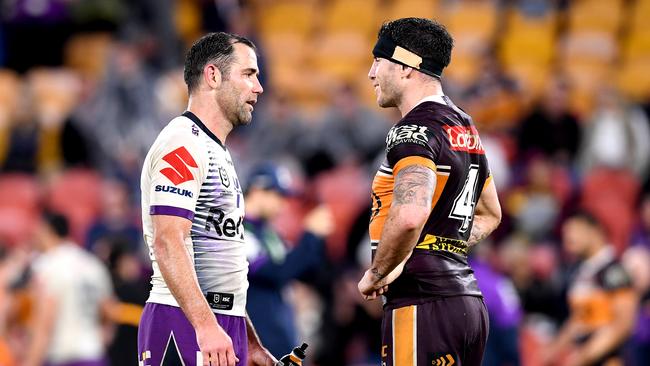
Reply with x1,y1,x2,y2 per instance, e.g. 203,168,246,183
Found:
0,207,36,247
581,167,640,253
174,0,202,46
255,0,320,35
0,174,40,212
568,0,624,34
46,169,103,243
311,31,371,82
322,0,380,36
64,33,113,80
617,57,650,100
383,0,440,21
0,69,20,126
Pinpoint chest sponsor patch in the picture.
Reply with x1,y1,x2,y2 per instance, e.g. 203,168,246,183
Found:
386,124,430,150
443,126,485,154
160,146,198,184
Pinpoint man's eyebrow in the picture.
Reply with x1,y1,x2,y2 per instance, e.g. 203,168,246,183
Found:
242,67,259,75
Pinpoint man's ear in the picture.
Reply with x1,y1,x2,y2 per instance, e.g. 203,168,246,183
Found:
400,64,415,79
204,64,222,89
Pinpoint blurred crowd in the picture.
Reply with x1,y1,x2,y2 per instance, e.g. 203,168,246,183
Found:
0,0,649,365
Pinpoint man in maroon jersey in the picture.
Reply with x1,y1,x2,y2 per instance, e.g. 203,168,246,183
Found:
357,18,502,366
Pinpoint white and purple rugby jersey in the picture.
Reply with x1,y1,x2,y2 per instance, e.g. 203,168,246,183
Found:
141,111,248,316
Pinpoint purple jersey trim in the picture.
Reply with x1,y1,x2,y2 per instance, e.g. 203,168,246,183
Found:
150,205,194,220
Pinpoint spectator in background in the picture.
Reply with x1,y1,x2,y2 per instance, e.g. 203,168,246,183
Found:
26,212,115,366
544,212,637,366
0,82,40,173
237,93,312,177
316,84,391,170
471,241,522,366
107,242,149,366
578,87,650,180
506,156,562,241
622,246,650,366
517,78,581,165
630,194,650,250
243,163,333,358
85,179,141,262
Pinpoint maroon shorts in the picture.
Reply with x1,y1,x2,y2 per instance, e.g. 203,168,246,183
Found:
381,296,488,366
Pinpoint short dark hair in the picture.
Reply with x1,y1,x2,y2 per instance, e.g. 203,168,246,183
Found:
378,18,453,71
568,210,603,230
183,32,256,93
42,211,69,238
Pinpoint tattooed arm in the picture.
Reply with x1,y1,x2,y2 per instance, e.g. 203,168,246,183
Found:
467,178,501,247
358,164,436,299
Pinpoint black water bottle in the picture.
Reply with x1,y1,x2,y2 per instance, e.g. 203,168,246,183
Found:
275,343,308,366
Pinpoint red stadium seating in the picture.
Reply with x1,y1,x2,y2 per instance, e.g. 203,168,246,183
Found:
45,169,103,244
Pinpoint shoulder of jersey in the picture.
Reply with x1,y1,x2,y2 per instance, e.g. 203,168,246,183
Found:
597,260,633,290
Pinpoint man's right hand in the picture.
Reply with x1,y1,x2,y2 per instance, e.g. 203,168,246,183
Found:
196,321,239,366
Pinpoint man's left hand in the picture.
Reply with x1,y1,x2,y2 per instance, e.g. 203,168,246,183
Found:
358,269,388,300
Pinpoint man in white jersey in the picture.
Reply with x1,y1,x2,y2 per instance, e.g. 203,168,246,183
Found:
26,212,114,366
138,32,274,366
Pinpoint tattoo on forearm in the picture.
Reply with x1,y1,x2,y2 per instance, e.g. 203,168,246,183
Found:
371,267,386,280
393,165,435,207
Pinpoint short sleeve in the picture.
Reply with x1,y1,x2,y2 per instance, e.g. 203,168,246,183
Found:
148,128,205,221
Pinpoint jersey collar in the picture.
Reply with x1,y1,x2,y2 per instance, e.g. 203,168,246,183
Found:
414,94,446,107
182,111,226,149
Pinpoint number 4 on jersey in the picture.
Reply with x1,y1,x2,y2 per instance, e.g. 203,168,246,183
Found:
449,164,480,233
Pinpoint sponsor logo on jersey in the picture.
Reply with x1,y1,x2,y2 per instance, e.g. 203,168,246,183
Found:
219,166,231,188
160,146,198,185
155,185,193,198
386,124,430,150
191,124,199,136
443,126,485,154
205,208,244,239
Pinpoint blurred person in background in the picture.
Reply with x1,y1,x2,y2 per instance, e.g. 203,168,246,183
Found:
85,179,141,262
471,241,522,366
138,32,274,366
517,78,581,165
106,241,149,366
544,212,637,366
578,87,650,180
316,83,391,170
236,93,312,176
243,163,333,358
357,18,501,366
622,246,650,366
26,211,115,366
0,80,41,173
630,193,650,250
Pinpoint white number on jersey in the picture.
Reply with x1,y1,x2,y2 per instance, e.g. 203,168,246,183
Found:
449,164,480,233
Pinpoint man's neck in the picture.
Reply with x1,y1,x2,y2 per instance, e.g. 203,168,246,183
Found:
397,80,444,117
187,96,232,143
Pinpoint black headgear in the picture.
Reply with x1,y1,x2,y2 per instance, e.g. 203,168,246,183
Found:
372,34,445,78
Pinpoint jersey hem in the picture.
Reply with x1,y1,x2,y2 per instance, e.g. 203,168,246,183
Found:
146,294,246,317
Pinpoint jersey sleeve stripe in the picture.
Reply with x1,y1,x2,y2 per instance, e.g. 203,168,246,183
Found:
150,205,195,220
481,175,493,193
393,156,437,176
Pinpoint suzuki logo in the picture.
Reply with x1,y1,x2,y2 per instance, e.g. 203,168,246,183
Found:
160,146,198,185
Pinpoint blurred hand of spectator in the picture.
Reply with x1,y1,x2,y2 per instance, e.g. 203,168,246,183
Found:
303,205,334,238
